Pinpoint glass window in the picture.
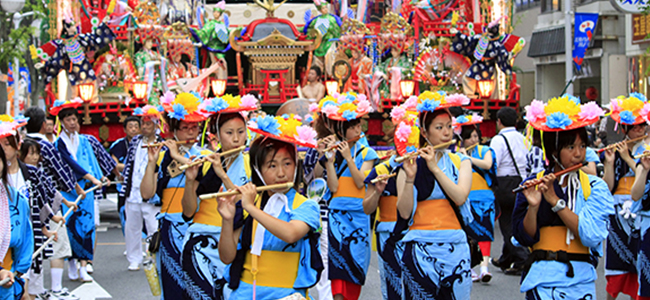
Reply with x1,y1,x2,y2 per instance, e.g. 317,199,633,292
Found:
515,0,541,11
541,0,561,13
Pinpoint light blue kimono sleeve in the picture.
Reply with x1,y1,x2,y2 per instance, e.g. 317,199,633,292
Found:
14,192,34,274
456,154,475,225
585,147,600,163
578,176,614,252
290,199,320,231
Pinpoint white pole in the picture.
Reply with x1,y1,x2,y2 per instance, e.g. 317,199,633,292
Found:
564,0,573,95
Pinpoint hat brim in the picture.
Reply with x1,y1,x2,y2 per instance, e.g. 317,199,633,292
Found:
611,112,645,126
249,127,317,148
529,118,598,132
325,110,370,122
163,103,208,123
454,120,482,128
0,122,26,139
204,106,257,116
50,102,83,116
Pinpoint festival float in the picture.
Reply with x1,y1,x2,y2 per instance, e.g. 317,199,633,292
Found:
33,0,524,146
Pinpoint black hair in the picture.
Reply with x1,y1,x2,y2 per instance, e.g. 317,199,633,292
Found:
46,115,56,122
7,133,20,151
532,129,542,148
209,113,246,135
542,127,588,169
460,124,481,141
313,114,332,139
24,107,46,133
0,142,9,198
124,116,141,129
61,20,77,39
165,116,202,133
59,107,78,121
622,123,647,135
332,119,361,141
19,138,41,163
310,66,322,80
497,107,518,127
419,110,451,147
249,137,302,189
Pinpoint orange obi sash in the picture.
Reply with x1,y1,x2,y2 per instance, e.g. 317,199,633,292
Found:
378,196,398,222
614,177,634,195
194,197,223,227
161,188,184,214
241,250,300,288
471,172,490,191
532,226,590,254
332,177,364,199
1,248,12,270
411,199,461,231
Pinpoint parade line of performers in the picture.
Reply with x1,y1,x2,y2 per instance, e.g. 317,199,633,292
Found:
3,91,650,300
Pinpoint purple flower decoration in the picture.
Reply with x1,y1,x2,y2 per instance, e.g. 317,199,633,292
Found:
545,112,572,129
168,104,188,120
255,115,281,135
417,100,440,112
342,110,358,121
620,110,637,125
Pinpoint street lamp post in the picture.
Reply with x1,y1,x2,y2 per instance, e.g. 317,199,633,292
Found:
10,11,34,116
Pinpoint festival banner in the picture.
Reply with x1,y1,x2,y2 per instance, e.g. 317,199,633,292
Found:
573,13,599,71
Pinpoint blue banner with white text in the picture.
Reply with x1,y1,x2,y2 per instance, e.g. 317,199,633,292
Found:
573,13,599,71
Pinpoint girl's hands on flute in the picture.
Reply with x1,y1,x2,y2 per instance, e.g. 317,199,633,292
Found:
522,178,542,208
217,188,237,221
338,141,352,162
164,140,182,161
317,135,335,157
420,146,440,173
617,141,632,161
147,144,162,165
206,153,226,178
375,177,388,193
402,156,417,182
603,147,616,165
457,147,467,156
641,151,650,171
239,183,258,211
185,155,199,181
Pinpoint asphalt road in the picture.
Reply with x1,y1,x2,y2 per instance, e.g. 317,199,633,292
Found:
38,194,609,299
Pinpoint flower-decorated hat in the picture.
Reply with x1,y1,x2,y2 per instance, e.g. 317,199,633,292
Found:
339,19,369,52
161,91,207,123
525,94,604,131
316,92,372,121
453,113,484,127
50,97,84,116
313,0,328,9
133,104,163,120
0,114,28,139
391,96,419,156
199,94,258,116
610,93,650,126
416,91,471,113
214,0,226,13
378,12,413,52
248,114,318,148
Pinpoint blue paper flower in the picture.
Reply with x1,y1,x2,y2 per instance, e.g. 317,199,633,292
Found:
456,115,469,124
436,91,447,97
322,100,337,108
133,107,144,115
342,110,358,121
53,100,66,107
206,98,229,113
562,94,581,105
406,145,417,154
190,91,203,101
255,115,281,135
156,105,164,112
631,92,647,102
620,110,637,125
14,115,28,123
168,104,189,120
545,112,572,129
305,115,314,123
417,100,440,112
281,114,290,119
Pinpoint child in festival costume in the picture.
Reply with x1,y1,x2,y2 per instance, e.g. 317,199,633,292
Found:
119,105,164,271
0,115,61,298
454,113,497,283
395,91,473,299
180,94,257,299
140,91,209,299
362,99,418,299
51,98,117,283
512,96,612,299
315,92,376,300
602,93,650,299
0,144,33,300
626,97,650,300
218,114,322,299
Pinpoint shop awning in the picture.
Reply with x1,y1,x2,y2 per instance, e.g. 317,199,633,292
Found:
527,27,565,58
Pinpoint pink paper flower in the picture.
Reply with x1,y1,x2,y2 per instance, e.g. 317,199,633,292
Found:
356,99,371,114
470,113,484,123
161,91,175,105
404,96,418,109
395,122,412,142
578,101,604,121
309,103,319,112
445,94,470,105
526,100,546,123
610,98,621,112
391,106,406,121
240,94,258,108
322,104,339,117
0,123,16,136
295,125,318,146
357,94,368,103
71,97,84,104
640,103,650,119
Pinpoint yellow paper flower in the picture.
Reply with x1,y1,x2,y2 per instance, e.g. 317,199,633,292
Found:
222,94,241,108
620,96,644,115
407,126,419,146
318,96,337,108
276,116,301,138
173,92,200,113
339,102,356,113
0,115,14,123
544,96,581,119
